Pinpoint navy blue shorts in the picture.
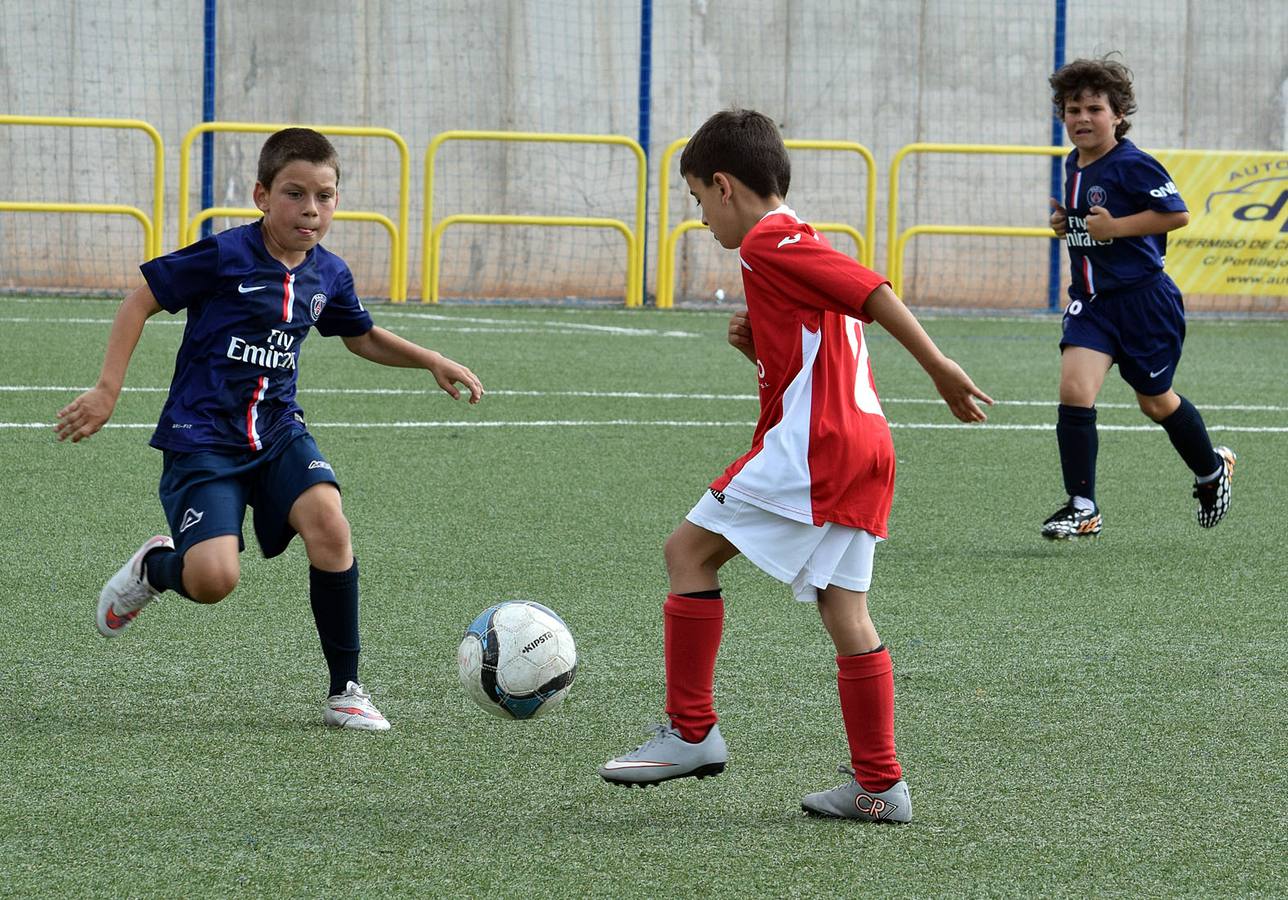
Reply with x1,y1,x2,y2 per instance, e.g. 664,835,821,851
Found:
1060,273,1187,395
158,430,340,559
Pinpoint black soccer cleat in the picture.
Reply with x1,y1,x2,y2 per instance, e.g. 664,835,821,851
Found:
1194,446,1236,528
1041,501,1102,540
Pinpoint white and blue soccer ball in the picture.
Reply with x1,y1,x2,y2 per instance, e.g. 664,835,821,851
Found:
457,600,578,720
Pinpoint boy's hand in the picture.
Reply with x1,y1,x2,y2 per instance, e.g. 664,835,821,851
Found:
929,358,993,423
1049,197,1068,237
1085,205,1116,241
429,354,484,404
55,386,117,442
727,307,757,363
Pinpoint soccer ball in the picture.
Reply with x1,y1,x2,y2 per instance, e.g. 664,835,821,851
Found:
457,600,578,720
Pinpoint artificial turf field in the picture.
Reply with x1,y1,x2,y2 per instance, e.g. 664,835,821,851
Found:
1,295,1284,897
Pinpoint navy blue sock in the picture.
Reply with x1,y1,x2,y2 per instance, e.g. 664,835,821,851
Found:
1159,395,1220,478
143,547,193,600
1056,404,1098,501
310,560,361,697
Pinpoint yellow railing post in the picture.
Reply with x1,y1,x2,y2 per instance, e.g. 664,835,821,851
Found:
430,215,636,305
887,143,1067,296
189,207,400,300
179,122,411,300
657,137,876,307
0,115,164,260
422,130,647,305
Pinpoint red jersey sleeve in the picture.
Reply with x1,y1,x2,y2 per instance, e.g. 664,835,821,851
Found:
739,216,889,322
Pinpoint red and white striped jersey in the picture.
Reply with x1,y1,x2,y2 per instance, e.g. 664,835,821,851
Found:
710,207,895,536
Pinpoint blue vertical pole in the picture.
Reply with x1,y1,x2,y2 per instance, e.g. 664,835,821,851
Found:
638,0,653,304
200,0,217,239
1047,0,1067,311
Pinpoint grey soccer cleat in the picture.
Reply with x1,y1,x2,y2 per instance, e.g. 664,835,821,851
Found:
598,721,728,787
801,765,912,823
1194,446,1235,528
96,535,173,638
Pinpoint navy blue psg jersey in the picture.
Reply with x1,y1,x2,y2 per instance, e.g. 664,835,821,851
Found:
1062,138,1188,299
141,222,373,453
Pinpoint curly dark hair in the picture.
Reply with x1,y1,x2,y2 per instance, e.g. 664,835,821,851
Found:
679,108,791,200
1049,56,1136,140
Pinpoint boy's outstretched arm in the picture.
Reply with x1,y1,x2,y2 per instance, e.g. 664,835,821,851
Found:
55,284,163,442
862,284,993,423
342,326,483,403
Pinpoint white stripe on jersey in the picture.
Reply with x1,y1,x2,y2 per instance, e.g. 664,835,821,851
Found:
247,375,269,450
282,273,295,323
720,323,819,524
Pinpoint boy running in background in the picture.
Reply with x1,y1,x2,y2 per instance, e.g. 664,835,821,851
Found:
598,109,992,822
1043,56,1234,540
55,128,483,730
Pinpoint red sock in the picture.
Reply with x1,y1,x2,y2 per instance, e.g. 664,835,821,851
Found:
836,647,902,791
663,593,724,742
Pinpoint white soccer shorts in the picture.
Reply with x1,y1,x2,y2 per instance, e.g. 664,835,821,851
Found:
686,489,879,603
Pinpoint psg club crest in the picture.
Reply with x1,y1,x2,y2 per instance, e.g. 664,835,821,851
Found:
310,292,328,320
1087,186,1107,207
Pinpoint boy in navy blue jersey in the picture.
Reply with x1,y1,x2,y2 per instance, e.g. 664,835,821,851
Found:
55,128,483,729
1043,57,1234,540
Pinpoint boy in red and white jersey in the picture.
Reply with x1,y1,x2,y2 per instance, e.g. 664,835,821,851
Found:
598,109,992,822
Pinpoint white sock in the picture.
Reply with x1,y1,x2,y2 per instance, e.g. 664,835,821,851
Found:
1196,465,1222,484
1070,495,1096,512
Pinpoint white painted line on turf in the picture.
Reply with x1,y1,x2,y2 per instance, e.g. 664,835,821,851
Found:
0,313,700,338
6,383,1287,414
9,420,1288,433
374,310,700,337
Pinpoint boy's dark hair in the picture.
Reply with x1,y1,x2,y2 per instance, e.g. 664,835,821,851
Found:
1049,55,1136,139
257,127,341,188
680,109,791,199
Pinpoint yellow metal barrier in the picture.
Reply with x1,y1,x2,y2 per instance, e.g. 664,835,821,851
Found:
888,143,1066,296
430,215,636,305
179,122,411,300
0,115,164,260
0,201,154,261
189,207,400,301
423,130,648,305
656,137,877,308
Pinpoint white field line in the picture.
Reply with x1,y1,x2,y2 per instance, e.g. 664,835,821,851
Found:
4,383,1286,414
0,313,700,338
8,421,1288,433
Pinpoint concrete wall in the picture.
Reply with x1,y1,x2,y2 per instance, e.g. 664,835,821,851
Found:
1,0,1284,309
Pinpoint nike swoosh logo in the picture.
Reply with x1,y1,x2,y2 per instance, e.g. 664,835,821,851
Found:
777,234,802,248
600,759,676,770
1149,366,1170,378
332,705,384,720
238,283,268,293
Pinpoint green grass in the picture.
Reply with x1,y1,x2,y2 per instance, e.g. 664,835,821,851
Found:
1,296,1285,897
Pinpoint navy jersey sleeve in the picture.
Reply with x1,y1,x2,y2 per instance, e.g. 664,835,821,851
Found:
139,237,221,313
314,264,374,337
1126,153,1188,215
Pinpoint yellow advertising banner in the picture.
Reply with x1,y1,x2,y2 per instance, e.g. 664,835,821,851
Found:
1155,150,1288,296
